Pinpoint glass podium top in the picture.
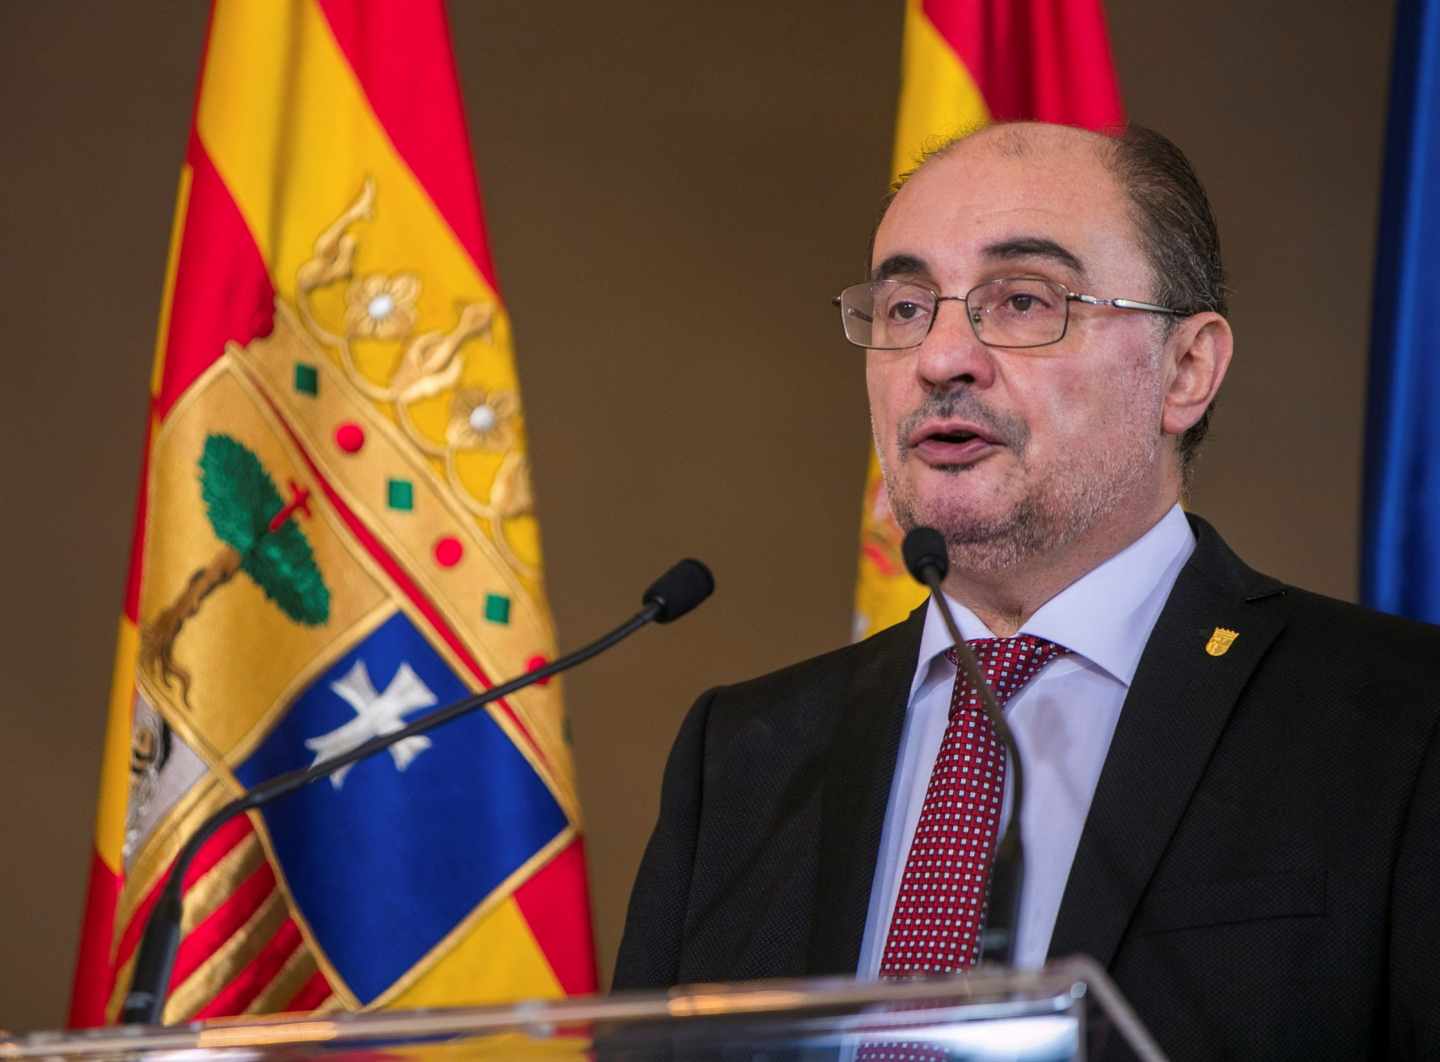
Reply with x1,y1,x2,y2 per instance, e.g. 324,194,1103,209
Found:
1,957,1165,1062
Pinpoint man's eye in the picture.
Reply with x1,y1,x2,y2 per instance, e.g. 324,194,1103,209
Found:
887,300,930,322
1005,294,1040,313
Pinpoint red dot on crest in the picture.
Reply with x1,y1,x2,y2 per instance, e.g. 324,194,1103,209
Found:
434,536,464,567
526,654,553,686
335,422,365,453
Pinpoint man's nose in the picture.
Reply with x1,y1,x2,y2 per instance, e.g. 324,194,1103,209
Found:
914,298,997,390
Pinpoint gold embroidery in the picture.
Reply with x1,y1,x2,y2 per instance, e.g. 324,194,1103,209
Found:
105,834,266,1022
294,180,539,581
243,942,319,1015
164,890,290,1022
113,777,231,944
181,833,266,935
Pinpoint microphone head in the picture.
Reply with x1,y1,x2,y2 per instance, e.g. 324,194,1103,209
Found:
901,527,949,585
643,559,715,623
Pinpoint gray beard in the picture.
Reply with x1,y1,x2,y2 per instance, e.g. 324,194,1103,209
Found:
878,388,1163,576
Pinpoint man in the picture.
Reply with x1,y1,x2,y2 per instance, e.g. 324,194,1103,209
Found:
614,123,1440,1059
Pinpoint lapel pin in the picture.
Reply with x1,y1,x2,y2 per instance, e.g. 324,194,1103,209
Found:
1205,627,1239,657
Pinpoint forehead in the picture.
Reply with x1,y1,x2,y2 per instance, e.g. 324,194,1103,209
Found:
873,131,1146,286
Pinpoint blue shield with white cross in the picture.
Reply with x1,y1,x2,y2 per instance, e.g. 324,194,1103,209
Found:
233,609,568,1004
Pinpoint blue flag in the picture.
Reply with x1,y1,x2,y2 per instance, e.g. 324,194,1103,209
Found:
1362,0,1440,621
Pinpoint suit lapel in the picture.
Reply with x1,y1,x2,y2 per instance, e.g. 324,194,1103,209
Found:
1048,517,1289,967
806,606,926,975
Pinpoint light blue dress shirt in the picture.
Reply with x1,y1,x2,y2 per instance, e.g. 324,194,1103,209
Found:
857,504,1197,974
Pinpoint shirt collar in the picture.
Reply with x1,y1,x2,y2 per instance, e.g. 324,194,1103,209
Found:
909,504,1196,702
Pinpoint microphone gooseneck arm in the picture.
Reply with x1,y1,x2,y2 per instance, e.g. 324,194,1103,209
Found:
121,559,714,1026
901,528,1025,968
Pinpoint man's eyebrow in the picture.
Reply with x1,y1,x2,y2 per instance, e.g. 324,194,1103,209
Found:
871,254,929,282
981,237,1086,277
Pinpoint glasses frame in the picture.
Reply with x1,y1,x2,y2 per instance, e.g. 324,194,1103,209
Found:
831,276,1188,350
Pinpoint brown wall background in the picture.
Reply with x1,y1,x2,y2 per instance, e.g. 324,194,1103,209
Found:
0,0,1392,1031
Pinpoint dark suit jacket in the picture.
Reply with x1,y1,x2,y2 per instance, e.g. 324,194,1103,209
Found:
613,516,1440,1060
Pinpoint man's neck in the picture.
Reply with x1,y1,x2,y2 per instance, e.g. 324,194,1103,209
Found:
939,492,1181,636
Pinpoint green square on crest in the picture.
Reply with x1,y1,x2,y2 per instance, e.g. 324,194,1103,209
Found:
484,593,511,625
386,478,414,512
294,363,319,396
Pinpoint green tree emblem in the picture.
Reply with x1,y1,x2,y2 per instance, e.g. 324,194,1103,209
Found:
140,434,330,708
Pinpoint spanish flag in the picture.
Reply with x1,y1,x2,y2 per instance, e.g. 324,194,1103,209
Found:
853,0,1127,638
69,0,594,1026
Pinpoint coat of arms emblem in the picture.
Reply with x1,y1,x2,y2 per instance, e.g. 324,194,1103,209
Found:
1205,626,1239,657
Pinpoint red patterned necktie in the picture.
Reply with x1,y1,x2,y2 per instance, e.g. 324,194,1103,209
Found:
878,634,1069,976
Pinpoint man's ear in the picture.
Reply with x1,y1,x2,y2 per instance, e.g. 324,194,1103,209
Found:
1161,312,1233,438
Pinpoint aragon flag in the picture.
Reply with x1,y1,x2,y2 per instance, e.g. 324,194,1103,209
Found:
69,0,595,1026
853,0,1127,638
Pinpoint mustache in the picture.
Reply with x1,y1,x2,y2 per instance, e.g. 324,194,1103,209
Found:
896,392,1029,455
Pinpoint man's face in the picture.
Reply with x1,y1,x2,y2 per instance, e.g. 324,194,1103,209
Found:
867,128,1176,573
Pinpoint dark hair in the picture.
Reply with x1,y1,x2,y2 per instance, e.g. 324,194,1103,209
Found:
873,122,1229,477
1102,124,1228,472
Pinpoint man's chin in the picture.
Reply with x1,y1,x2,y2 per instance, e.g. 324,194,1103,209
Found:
889,483,1053,568
893,495,1019,545
901,460,1011,514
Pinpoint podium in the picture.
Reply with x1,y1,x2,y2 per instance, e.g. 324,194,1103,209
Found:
1,957,1165,1061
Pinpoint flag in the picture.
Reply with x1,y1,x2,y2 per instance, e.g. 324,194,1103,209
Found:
1362,0,1440,622
853,0,1127,638
70,0,594,1026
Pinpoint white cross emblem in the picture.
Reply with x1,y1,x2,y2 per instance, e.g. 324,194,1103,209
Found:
304,659,438,789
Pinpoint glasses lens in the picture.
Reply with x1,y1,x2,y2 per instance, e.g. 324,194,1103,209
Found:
966,278,1067,347
838,281,937,349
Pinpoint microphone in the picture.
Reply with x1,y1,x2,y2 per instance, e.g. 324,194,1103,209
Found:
643,558,714,622
900,526,950,584
121,559,715,1026
901,527,1026,968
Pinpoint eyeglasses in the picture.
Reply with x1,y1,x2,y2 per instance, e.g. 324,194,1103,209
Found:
832,277,1186,350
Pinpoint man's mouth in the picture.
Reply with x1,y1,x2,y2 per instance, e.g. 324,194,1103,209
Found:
908,422,1001,466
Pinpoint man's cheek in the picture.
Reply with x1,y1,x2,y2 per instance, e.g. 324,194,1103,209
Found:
1037,377,1096,446
866,386,893,448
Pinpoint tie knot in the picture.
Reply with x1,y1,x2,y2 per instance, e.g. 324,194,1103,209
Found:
945,634,1069,711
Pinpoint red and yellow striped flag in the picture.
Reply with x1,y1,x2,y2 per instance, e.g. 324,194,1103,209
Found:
70,0,594,1026
853,0,1127,637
